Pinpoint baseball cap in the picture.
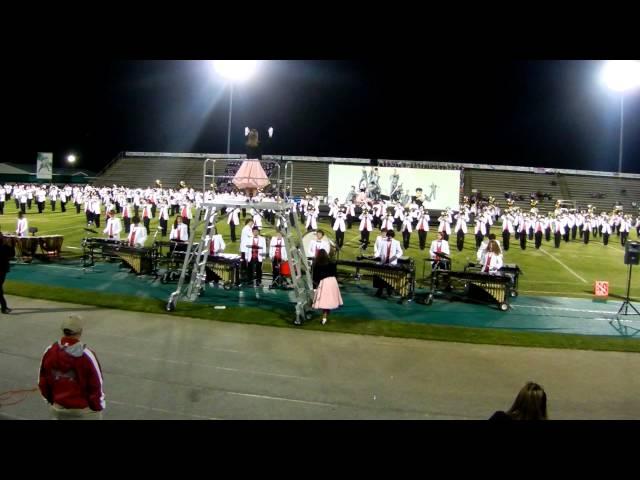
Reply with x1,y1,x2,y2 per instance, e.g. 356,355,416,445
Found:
61,315,84,335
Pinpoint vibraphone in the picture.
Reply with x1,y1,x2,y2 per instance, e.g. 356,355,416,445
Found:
464,262,522,297
82,238,158,275
336,257,416,301
429,270,513,311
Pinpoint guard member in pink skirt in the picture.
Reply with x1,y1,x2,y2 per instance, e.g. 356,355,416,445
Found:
312,249,343,325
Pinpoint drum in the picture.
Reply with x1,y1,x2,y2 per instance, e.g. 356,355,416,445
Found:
302,231,337,261
17,236,39,261
39,235,64,257
1,234,17,258
279,261,291,277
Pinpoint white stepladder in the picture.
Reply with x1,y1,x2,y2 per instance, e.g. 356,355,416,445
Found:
165,199,315,325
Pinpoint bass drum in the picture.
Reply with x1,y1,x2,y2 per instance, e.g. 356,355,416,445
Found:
301,231,337,262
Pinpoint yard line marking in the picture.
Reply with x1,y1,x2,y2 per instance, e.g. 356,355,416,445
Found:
510,304,619,315
107,399,220,419
226,391,335,407
539,248,588,284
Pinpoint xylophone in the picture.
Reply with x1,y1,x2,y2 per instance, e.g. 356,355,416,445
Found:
464,262,522,297
82,237,157,275
205,254,242,289
428,269,513,311
336,256,416,300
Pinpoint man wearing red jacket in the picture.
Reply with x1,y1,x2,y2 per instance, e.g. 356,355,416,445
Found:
38,315,105,420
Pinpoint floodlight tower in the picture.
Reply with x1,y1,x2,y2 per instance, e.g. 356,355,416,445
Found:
600,60,640,174
212,60,259,154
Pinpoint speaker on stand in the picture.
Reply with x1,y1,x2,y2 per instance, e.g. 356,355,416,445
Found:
618,241,640,316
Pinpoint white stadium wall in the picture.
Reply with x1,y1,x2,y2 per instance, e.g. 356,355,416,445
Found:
328,165,461,210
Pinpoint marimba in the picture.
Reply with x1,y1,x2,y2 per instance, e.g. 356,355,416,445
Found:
428,269,513,311
82,237,157,275
464,262,522,297
336,256,415,301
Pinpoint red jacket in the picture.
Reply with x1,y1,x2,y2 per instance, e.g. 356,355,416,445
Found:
38,337,105,411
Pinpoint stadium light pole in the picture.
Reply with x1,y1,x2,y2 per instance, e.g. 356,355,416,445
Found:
600,60,640,174
67,154,77,165
212,60,259,154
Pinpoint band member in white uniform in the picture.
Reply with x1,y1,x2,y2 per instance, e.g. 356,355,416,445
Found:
373,230,403,298
243,226,267,287
415,208,430,250
16,212,28,237
103,211,122,240
308,229,331,258
400,209,413,250
127,216,147,247
479,240,504,274
332,207,347,249
269,229,288,283
227,207,240,242
169,216,189,242
430,231,451,270
359,208,374,250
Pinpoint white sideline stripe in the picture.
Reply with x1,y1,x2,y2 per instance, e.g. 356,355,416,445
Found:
226,391,335,407
108,399,220,419
511,305,619,315
539,248,588,284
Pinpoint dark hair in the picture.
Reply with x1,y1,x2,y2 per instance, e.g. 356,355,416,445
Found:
245,218,254,225
316,229,325,238
252,226,259,232
314,248,329,266
386,230,395,238
506,382,548,420
132,216,140,224
488,233,496,241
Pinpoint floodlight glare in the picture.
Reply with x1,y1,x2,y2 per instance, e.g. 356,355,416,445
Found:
601,60,640,92
213,60,258,82
67,154,76,164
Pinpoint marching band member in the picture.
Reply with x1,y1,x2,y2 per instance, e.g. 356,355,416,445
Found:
359,207,374,249
91,196,101,228
374,227,388,256
500,210,515,251
381,208,396,232
60,189,67,212
308,229,331,258
373,230,403,298
518,214,529,250
127,216,147,247
620,214,632,246
552,214,564,248
601,212,612,246
227,207,240,242
49,187,57,212
252,208,263,231
158,202,169,237
0,187,4,215
400,208,413,249
141,202,153,235
16,212,28,237
533,215,545,249
180,202,192,229
430,231,451,270
346,200,356,229
74,189,83,214
454,209,468,251
103,211,122,240
19,188,27,214
305,205,318,232
332,207,347,249
415,207,430,251
328,198,340,220
269,229,288,283
372,200,383,229
169,215,189,242
243,226,267,287
474,216,487,248
479,240,504,274
207,226,226,257
121,202,133,234
239,218,254,258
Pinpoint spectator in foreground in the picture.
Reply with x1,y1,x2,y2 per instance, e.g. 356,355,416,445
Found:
489,381,548,421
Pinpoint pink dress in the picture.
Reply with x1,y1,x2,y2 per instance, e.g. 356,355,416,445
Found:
313,276,343,310
232,159,270,190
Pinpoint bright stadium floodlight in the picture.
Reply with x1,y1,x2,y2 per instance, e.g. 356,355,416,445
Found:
67,154,76,164
601,60,640,174
212,61,260,154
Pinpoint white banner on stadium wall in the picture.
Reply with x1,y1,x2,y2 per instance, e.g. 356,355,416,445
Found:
36,152,53,180
327,164,461,210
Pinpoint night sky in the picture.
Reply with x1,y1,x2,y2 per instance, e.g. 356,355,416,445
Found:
6,59,640,174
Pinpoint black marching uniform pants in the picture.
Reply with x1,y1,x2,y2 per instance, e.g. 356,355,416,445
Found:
571,225,577,240
38,201,45,214
61,201,66,213
51,200,56,211
402,230,411,250
534,231,543,249
528,228,534,241
159,218,167,236
475,232,484,248
563,227,570,242
94,214,100,228
75,202,81,214
229,223,237,242
0,201,4,215
27,198,32,209
621,231,628,246
143,217,150,235
583,229,590,244
456,230,465,251
335,230,344,248
0,271,8,311
360,230,370,249
520,232,527,250
545,228,551,242
554,231,562,248
20,203,26,214
247,258,263,285
603,233,609,246
124,217,131,234
502,231,510,251
418,229,427,250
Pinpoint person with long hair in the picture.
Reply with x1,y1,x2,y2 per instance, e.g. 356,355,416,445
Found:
312,249,343,325
490,382,548,420
232,128,271,198
479,239,504,274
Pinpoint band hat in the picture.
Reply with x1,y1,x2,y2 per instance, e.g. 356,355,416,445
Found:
61,315,84,335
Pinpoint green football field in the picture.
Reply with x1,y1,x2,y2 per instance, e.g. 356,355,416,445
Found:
3,200,637,301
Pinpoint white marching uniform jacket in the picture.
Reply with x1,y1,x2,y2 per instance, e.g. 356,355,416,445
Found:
243,236,267,262
454,215,468,234
307,238,331,257
127,225,147,247
16,218,28,237
180,205,192,219
169,223,189,241
415,214,430,231
501,215,515,233
429,239,451,260
359,213,374,231
208,234,226,255
375,238,403,265
438,218,452,235
479,252,504,273
104,217,122,239
474,221,487,236
227,208,240,225
305,211,318,230
381,215,395,230
269,237,288,261
332,212,347,232
401,215,413,233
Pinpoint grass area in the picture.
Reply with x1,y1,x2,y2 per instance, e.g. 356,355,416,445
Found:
6,279,640,353
3,200,640,352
